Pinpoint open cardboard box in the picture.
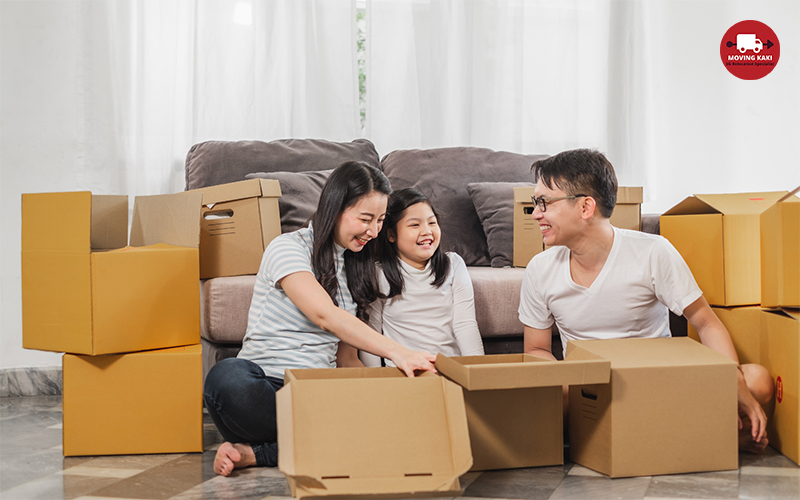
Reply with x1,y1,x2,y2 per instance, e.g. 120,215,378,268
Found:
277,367,472,499
188,178,282,279
435,353,610,471
660,191,788,306
62,344,203,456
759,307,800,464
21,191,202,355
513,186,643,267
760,191,800,308
566,337,738,477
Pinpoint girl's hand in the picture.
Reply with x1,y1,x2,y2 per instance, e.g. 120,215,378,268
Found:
390,346,437,377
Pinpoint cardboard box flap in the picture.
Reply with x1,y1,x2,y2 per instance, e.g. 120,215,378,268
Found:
291,474,462,499
664,192,788,216
616,187,643,204
195,178,281,206
22,192,94,253
765,307,800,321
278,371,471,497
130,191,202,248
435,353,610,391
90,195,129,250
565,338,737,369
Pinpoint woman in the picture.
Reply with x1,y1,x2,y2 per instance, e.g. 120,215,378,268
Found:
203,162,436,476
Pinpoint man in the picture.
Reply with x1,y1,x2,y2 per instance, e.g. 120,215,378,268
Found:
518,149,773,452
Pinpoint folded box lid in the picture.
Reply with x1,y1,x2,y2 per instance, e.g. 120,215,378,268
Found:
191,178,282,206
277,368,472,499
662,191,788,217
435,353,610,391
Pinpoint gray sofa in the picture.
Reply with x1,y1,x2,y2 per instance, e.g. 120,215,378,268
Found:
188,138,666,379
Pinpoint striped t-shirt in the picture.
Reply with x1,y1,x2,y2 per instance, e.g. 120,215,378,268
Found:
237,225,355,380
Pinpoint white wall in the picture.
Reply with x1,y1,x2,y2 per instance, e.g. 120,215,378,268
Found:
2,1,799,370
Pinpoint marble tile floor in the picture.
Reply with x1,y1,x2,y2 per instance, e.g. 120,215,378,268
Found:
2,395,799,500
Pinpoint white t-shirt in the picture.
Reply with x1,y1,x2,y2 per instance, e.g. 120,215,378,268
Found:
360,252,484,367
239,225,355,380
518,227,703,357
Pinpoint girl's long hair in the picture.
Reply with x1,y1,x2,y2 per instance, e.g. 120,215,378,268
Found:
379,188,450,298
311,161,391,321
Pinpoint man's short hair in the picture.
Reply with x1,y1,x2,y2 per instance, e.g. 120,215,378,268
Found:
531,149,618,218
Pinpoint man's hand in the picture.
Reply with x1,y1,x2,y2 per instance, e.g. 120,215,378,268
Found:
737,369,768,449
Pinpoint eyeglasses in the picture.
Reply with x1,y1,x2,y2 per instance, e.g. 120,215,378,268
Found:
531,194,588,212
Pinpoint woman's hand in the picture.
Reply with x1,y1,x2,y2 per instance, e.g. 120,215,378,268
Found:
388,345,437,377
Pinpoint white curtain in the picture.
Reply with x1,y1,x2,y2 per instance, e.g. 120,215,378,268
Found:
1,0,358,369
366,0,799,211
82,0,359,197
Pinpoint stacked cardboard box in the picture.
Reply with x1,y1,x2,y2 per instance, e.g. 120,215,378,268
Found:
513,186,643,267
664,189,800,464
21,191,205,456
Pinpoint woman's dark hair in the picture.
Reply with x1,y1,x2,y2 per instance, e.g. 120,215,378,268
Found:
531,149,618,218
379,188,450,298
311,161,391,322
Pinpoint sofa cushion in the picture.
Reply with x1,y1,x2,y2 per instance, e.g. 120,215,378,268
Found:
201,275,256,344
185,138,379,190
467,266,526,338
246,169,333,233
381,147,546,266
468,181,535,268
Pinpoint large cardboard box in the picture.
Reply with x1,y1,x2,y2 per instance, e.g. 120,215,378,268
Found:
22,191,202,355
62,344,203,456
189,179,282,279
660,191,787,306
761,193,800,308
759,308,800,464
277,367,472,499
435,353,610,471
566,337,738,477
687,306,763,365
513,186,643,267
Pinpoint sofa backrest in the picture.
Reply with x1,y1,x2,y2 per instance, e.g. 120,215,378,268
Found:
381,147,546,267
184,138,380,190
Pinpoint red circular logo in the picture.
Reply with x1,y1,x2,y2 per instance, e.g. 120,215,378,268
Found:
720,20,780,80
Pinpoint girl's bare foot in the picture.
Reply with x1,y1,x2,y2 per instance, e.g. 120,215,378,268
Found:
214,442,256,476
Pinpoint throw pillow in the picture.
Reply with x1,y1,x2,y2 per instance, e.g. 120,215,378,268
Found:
467,182,535,268
246,170,333,233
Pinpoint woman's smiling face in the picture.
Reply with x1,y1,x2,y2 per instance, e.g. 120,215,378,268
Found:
334,191,388,252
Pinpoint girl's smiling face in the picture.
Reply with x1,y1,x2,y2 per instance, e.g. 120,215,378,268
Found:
389,201,441,270
334,191,388,252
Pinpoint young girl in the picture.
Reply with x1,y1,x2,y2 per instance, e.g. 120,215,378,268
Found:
203,163,437,477
360,188,484,367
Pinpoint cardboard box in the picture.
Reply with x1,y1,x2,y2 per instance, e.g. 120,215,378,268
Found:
277,367,472,499
21,191,202,355
759,308,800,464
435,353,610,471
189,179,281,279
62,344,203,456
513,186,643,267
687,306,763,365
566,337,738,477
761,193,800,308
660,191,788,306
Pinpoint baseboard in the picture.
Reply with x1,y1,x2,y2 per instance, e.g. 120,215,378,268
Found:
0,366,62,397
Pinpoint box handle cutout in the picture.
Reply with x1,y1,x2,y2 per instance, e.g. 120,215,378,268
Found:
405,473,433,477
204,209,234,220
523,207,534,215
321,476,350,480
581,389,597,401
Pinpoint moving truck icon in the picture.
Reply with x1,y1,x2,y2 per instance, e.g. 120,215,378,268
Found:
737,34,763,53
